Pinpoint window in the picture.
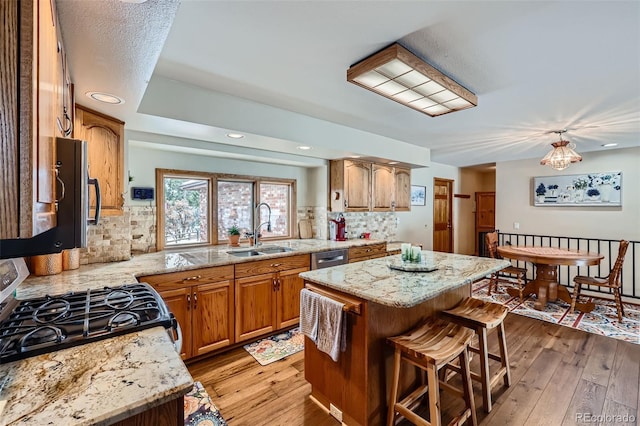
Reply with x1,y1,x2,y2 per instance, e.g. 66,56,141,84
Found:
162,175,211,247
156,169,295,250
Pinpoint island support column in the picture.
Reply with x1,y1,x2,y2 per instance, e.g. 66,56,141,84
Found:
304,282,470,425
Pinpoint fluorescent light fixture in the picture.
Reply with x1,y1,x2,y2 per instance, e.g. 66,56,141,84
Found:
540,131,582,170
601,143,618,147
226,133,245,139
86,91,124,104
297,146,312,150
347,43,477,117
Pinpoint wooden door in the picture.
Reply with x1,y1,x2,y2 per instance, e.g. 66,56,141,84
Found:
394,167,411,211
234,273,276,342
344,160,371,211
475,192,496,255
74,105,124,216
433,178,453,253
371,164,393,211
192,280,234,357
276,267,308,329
159,287,191,359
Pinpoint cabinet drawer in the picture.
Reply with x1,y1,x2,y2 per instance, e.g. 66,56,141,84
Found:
234,254,310,278
139,265,234,291
348,243,387,261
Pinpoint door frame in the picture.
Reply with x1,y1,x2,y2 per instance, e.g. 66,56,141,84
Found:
433,178,454,253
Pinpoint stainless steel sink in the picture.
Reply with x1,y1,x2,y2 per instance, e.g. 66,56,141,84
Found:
258,246,294,254
227,250,262,257
227,246,294,257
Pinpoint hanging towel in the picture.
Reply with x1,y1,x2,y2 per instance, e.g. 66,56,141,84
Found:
300,288,320,342
316,294,346,362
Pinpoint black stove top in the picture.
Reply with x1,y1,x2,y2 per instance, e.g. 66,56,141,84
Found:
0,283,174,364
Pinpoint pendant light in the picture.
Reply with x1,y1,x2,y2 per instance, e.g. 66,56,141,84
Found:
540,130,582,170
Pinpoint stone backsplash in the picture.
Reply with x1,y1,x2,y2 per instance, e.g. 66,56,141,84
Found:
82,206,397,264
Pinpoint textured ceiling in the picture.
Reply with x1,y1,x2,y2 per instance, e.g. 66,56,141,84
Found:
58,0,640,167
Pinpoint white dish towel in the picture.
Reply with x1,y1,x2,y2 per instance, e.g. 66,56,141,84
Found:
299,288,346,362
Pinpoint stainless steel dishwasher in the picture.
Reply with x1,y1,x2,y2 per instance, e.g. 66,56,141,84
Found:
311,248,349,269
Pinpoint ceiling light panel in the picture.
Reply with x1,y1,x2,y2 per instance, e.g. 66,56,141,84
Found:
347,43,477,117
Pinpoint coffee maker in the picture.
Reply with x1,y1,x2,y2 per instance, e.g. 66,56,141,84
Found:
329,214,346,241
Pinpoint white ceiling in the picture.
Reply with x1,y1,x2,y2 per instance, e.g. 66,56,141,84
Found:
57,0,640,168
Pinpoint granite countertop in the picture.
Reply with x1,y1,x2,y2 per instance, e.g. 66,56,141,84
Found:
299,250,510,308
0,238,387,425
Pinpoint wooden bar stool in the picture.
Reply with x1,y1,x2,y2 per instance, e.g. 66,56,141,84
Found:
386,317,477,426
440,298,511,413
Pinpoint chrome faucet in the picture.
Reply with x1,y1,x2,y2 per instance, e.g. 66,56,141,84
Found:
253,202,272,247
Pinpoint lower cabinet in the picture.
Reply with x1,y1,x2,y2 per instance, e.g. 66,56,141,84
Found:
139,266,234,360
234,254,310,342
348,243,388,263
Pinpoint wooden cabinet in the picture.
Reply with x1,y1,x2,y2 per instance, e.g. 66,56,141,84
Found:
74,105,125,216
394,167,411,211
139,266,235,360
330,160,411,213
1,0,68,238
348,243,387,263
330,160,371,212
234,254,310,342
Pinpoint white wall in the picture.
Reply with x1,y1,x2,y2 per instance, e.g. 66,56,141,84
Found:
496,147,640,241
126,145,313,206
396,162,461,250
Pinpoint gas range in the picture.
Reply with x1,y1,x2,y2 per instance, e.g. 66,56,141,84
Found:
0,258,177,364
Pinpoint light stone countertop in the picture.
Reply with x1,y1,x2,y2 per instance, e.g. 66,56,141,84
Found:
0,238,387,425
299,251,510,308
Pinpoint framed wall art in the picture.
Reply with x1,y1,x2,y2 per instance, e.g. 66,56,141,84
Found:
533,171,622,207
411,185,426,206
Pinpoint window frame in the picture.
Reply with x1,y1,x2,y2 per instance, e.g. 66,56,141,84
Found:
156,169,296,251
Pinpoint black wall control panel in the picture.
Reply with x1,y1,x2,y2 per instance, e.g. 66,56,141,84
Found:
132,187,154,200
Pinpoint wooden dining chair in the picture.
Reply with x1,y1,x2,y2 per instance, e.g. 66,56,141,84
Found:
485,232,527,300
570,240,629,322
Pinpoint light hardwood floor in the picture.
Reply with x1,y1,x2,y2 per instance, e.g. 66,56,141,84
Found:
187,314,640,426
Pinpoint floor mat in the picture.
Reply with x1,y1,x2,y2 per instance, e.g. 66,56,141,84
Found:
243,327,304,365
184,381,228,426
472,278,640,344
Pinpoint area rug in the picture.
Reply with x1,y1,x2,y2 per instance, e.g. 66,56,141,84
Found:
184,381,228,426
243,327,304,365
472,279,640,344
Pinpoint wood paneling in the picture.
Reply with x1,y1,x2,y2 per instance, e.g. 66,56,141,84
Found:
111,397,183,426
372,164,393,211
394,167,411,211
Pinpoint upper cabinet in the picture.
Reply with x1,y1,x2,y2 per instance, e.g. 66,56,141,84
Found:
330,160,411,213
74,105,125,216
0,0,70,239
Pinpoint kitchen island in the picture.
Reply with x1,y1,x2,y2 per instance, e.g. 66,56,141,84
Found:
299,251,509,426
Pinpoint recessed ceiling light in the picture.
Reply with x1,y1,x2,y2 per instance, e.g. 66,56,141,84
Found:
297,146,312,150
349,155,361,158
601,143,618,147
226,133,245,139
86,92,124,104
389,161,399,165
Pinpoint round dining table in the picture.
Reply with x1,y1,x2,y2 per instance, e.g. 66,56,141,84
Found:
497,245,604,311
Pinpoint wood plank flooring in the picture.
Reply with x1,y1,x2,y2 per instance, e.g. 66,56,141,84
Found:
187,314,639,426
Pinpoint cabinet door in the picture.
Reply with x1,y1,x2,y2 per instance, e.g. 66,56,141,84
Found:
372,164,394,211
159,287,191,360
74,105,125,216
344,160,371,211
276,267,309,329
394,167,411,211
235,273,277,342
192,280,234,356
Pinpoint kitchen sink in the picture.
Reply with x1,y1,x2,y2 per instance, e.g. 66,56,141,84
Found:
227,246,294,257
227,250,262,257
257,246,294,254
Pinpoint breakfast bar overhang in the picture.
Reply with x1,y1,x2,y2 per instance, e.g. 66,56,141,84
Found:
299,252,509,426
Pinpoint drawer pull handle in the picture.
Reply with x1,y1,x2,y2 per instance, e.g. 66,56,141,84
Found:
366,249,371,252
270,263,282,267
193,293,198,309
183,275,202,282
186,294,191,310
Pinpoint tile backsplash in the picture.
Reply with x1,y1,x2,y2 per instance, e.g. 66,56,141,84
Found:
81,206,398,264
